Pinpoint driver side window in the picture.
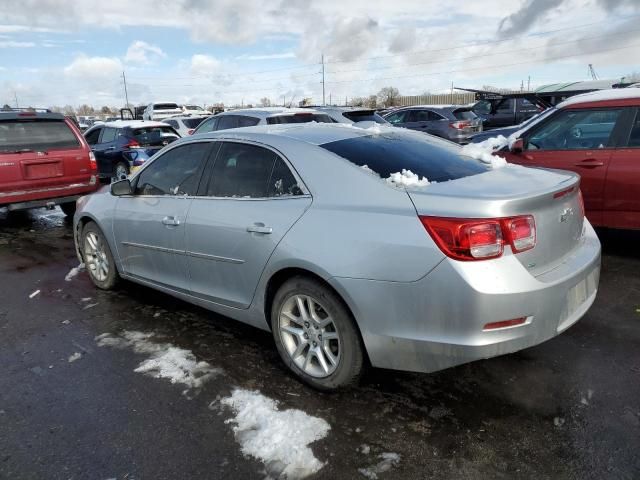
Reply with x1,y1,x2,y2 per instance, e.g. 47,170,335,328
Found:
527,108,622,151
134,142,211,196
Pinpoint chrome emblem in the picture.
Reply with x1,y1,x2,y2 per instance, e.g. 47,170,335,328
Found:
560,208,574,223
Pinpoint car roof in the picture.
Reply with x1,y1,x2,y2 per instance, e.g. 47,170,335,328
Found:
557,88,640,108
390,104,467,112
90,120,170,129
0,111,65,121
217,107,323,119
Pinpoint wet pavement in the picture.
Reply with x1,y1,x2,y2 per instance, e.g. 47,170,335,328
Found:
1,207,639,480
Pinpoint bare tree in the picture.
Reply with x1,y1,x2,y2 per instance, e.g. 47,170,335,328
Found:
377,87,400,107
258,97,272,107
62,105,76,116
349,97,365,107
100,106,112,114
365,95,378,109
77,104,94,115
1,104,12,111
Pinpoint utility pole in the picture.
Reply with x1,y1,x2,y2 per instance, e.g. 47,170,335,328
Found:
329,93,331,106
321,54,326,106
122,71,130,108
588,64,599,80
527,76,531,91
13,91,19,108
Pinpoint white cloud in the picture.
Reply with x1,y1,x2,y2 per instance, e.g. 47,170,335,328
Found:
124,40,166,65
237,52,296,61
189,54,222,76
64,54,123,80
0,40,35,48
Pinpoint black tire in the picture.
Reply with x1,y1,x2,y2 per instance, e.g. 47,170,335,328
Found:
81,221,119,290
113,162,129,182
271,276,364,390
59,202,76,217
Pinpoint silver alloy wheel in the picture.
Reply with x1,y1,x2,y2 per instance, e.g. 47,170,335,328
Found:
115,164,128,180
279,294,341,378
84,231,109,282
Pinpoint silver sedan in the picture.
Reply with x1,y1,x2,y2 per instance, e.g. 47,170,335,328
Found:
73,124,601,390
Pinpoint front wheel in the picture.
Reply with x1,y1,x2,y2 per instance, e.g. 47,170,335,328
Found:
271,276,364,390
113,162,129,182
81,221,119,290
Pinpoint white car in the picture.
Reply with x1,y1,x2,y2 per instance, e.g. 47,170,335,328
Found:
163,115,209,137
313,106,389,124
143,102,183,121
182,104,209,115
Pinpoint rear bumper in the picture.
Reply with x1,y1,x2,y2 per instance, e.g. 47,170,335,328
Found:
0,178,98,210
332,221,601,373
4,193,83,211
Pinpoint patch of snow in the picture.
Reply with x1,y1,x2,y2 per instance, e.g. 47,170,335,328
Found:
65,263,85,281
358,453,401,479
83,303,98,310
461,136,509,168
95,331,221,391
68,352,82,363
360,164,379,177
29,290,40,299
386,169,429,188
360,444,371,455
553,417,565,427
221,389,330,479
80,297,92,302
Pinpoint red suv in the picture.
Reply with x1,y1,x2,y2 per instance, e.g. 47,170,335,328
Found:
0,109,98,216
498,89,640,229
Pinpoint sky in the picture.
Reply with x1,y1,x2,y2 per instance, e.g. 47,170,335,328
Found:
0,0,639,109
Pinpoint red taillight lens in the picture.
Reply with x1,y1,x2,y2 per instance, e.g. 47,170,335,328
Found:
126,139,140,148
420,215,536,261
187,129,194,135
450,120,471,130
88,151,97,171
502,215,536,253
483,317,527,331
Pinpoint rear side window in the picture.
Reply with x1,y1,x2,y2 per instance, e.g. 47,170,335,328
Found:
154,103,179,110
266,113,333,124
183,117,206,129
320,131,487,183
0,120,80,152
452,109,477,121
100,127,118,143
238,116,261,127
625,110,640,147
195,116,217,133
384,111,409,124
165,120,179,129
217,115,239,130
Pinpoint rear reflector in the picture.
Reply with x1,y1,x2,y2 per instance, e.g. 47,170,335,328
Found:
483,317,527,330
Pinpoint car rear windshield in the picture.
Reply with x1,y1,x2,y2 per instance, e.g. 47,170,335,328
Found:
266,113,334,124
342,110,387,124
183,117,206,128
154,103,179,110
452,109,477,120
320,130,488,183
0,120,80,153
132,126,179,146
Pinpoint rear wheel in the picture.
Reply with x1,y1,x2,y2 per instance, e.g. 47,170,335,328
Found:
82,221,119,290
271,276,364,390
59,202,76,217
113,162,129,182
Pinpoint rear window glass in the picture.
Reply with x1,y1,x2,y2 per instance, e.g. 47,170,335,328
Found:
453,109,477,120
320,131,488,183
266,114,334,125
154,103,179,110
183,117,207,128
343,111,387,124
0,120,80,152
132,126,179,146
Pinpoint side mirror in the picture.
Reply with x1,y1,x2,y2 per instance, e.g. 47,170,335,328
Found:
111,179,132,196
510,138,524,153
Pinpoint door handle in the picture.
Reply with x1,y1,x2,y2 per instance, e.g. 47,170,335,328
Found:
105,146,116,151
574,159,604,168
162,216,180,226
247,223,272,234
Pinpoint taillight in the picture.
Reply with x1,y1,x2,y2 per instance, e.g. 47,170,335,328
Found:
126,139,141,148
450,120,471,130
187,129,194,135
88,151,97,171
420,215,536,261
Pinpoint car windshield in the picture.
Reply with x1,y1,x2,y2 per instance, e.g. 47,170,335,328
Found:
320,130,488,183
267,113,334,124
154,103,179,110
0,119,79,152
342,110,387,124
183,117,207,128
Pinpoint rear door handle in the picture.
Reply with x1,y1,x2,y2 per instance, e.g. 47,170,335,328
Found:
162,216,180,226
574,159,604,167
247,223,272,234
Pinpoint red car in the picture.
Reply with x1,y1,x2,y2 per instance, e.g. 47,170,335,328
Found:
0,110,98,216
498,89,640,230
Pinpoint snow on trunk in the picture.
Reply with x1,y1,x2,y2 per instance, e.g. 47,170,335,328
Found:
386,169,429,187
95,331,221,391
221,389,331,479
461,135,509,168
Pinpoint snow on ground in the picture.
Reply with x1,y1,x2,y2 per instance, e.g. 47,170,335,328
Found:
358,453,401,479
461,136,509,169
68,352,82,362
221,389,331,480
386,169,430,187
65,263,85,281
95,331,221,391
29,290,40,299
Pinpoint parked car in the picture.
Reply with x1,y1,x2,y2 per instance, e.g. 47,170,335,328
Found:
142,102,183,121
83,121,180,181
192,108,334,134
383,105,482,143
496,88,640,230
164,115,208,137
312,106,389,124
74,123,600,390
470,108,554,143
0,109,98,216
182,104,209,115
473,97,541,130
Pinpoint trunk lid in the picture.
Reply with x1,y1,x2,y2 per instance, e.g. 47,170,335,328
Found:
407,165,584,276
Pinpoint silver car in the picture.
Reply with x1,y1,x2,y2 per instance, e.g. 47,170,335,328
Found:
73,124,601,390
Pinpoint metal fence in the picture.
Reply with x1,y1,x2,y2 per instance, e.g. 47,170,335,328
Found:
396,92,477,107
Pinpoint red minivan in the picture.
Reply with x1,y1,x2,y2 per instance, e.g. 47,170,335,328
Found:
0,110,99,216
498,89,640,230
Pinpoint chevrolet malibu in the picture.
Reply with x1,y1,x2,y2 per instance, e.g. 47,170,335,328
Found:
73,124,601,390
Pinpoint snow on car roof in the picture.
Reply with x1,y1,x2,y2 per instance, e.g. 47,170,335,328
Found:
217,107,323,119
557,88,640,108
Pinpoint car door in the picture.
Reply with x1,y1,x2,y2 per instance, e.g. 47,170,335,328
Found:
384,110,410,127
502,107,624,226
185,141,312,308
402,109,435,133
112,141,214,291
603,107,640,228
84,127,106,175
94,127,119,178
